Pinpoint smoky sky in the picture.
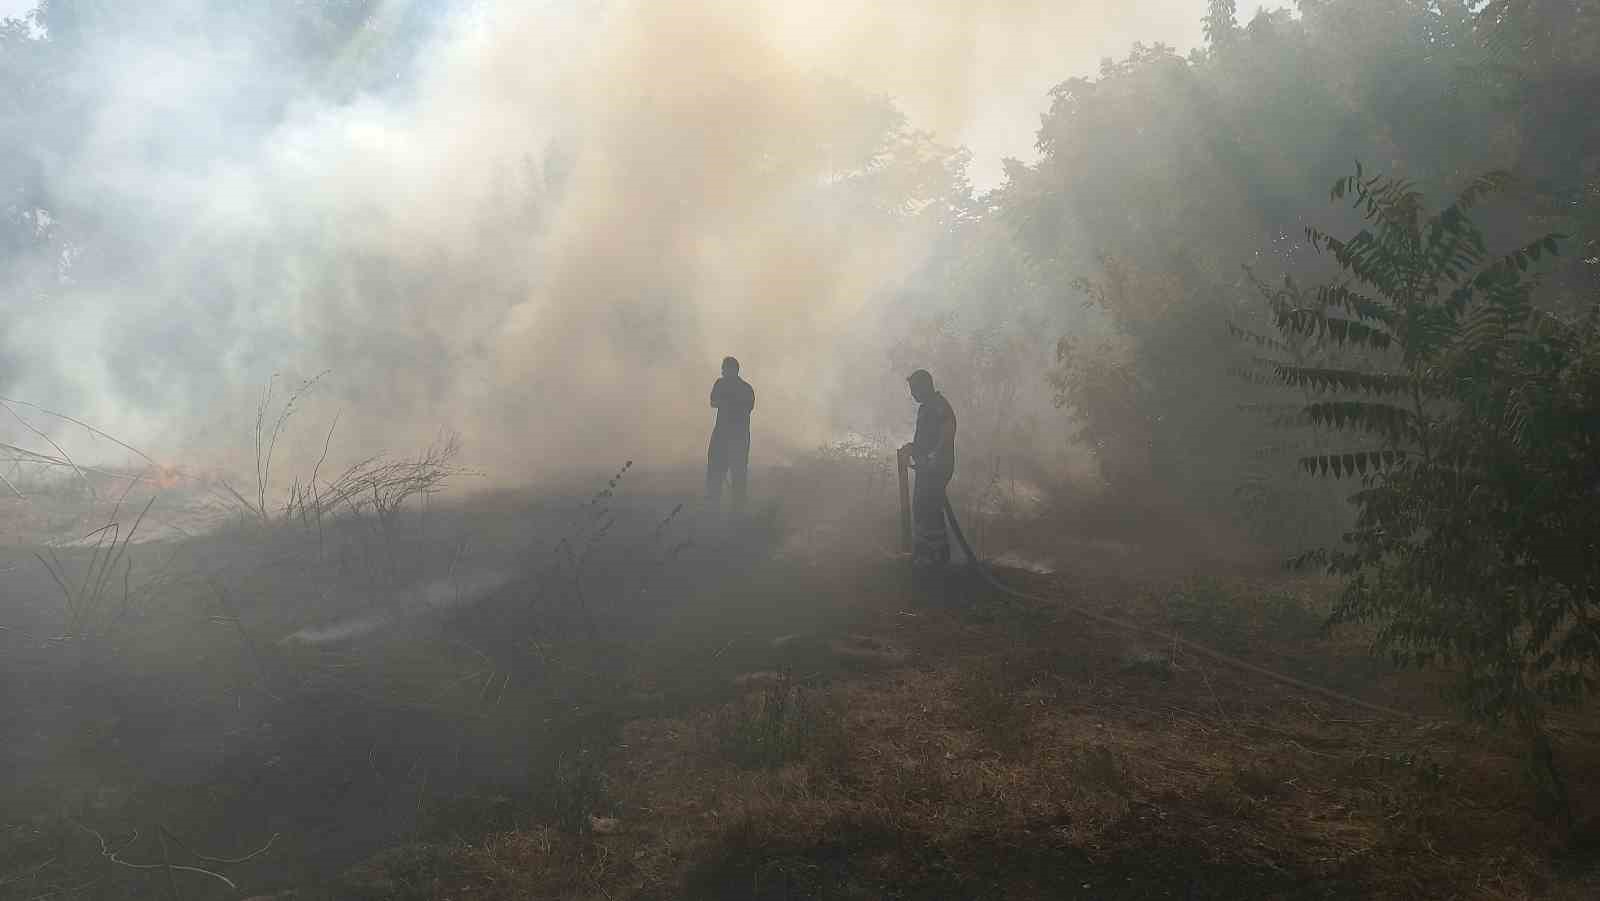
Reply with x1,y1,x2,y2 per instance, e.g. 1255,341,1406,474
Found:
1,0,1253,483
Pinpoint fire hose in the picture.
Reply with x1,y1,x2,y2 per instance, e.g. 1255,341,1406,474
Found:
896,449,1412,721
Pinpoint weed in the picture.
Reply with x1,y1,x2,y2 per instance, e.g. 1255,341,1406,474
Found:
527,707,619,833
719,669,832,769
1194,774,1251,819
419,793,519,841
529,461,635,641
330,842,461,901
314,431,466,529
1162,578,1330,656
1259,589,1327,640
33,494,157,641
1119,648,1175,682
1231,761,1289,801
1029,646,1094,686
1349,749,1448,794
1162,578,1249,654
958,657,1035,753
253,371,326,522
1074,744,1132,797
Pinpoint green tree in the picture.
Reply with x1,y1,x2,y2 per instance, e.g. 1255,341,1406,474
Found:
1255,166,1598,817
1000,0,1592,539
1203,0,1240,46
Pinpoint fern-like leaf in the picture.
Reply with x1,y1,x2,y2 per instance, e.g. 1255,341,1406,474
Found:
1271,364,1411,397
1298,450,1403,479
1314,283,1395,324
1305,401,1417,440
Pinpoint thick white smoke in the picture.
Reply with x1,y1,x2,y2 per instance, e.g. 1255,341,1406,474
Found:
1,0,1226,485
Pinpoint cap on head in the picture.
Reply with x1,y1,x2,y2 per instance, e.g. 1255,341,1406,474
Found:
906,369,934,392
722,356,740,375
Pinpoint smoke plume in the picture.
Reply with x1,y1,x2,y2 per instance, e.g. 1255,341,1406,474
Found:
1,0,1219,483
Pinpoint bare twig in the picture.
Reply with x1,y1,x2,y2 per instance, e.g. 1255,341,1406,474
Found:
0,444,167,489
309,411,340,503
78,523,120,625
315,432,465,523
71,822,239,892
0,399,92,502
0,440,65,465
72,522,117,618
0,856,57,889
90,492,150,617
158,826,279,865
0,396,157,467
32,495,157,638
260,371,330,521
33,552,74,612
156,824,181,901
310,410,340,549
215,479,261,520
254,375,276,519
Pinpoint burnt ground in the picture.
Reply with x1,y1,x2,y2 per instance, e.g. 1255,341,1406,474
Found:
3,461,1600,900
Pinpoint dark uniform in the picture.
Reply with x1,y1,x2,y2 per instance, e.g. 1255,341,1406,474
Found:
908,390,956,564
707,374,755,509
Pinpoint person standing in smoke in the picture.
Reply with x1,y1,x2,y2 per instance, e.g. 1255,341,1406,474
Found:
707,356,755,511
900,369,957,567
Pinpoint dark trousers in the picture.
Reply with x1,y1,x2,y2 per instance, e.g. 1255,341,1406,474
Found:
707,429,750,510
913,467,952,563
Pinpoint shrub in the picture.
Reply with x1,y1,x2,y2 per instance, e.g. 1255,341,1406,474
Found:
1242,166,1600,816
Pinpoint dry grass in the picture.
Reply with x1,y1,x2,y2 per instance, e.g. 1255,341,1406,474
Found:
321,559,1600,900
713,669,846,770
8,445,1600,900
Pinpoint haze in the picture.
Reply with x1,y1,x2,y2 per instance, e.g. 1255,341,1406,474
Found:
4,2,1598,898
1,0,1256,482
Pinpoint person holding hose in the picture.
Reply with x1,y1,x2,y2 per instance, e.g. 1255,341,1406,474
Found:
900,369,957,567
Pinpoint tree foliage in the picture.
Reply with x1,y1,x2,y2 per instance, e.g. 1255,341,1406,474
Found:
998,0,1597,543
1255,166,1600,810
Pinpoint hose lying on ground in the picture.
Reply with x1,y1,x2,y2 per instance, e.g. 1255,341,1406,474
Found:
941,497,1414,722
